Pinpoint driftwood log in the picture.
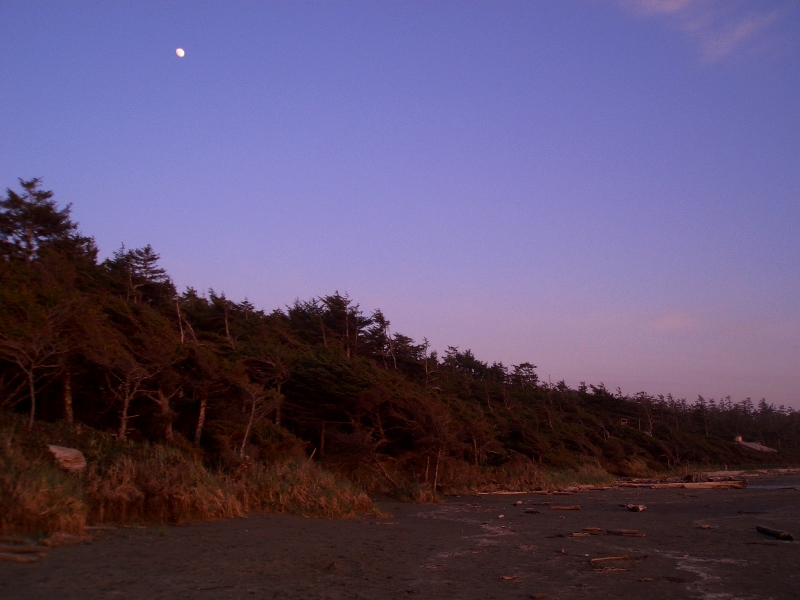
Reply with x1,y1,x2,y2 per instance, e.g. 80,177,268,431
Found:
47,445,86,473
756,525,794,541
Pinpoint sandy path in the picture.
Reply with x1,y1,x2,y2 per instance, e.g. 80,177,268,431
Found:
2,474,799,599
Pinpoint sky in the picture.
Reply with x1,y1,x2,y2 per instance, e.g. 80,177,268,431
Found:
2,1,799,407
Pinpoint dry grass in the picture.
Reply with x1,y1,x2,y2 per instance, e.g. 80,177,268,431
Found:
0,437,86,536
85,447,244,524
440,456,549,494
229,459,375,517
0,414,375,536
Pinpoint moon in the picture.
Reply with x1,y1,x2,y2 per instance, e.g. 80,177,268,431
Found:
176,48,185,58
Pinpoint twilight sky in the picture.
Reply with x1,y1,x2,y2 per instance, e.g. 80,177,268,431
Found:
2,1,799,407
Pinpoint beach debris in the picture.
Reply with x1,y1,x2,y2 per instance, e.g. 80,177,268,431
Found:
549,505,580,511
624,504,647,512
513,500,523,506
524,508,540,514
699,524,712,529
617,475,747,490
589,554,648,571
566,527,644,537
0,552,40,563
41,532,91,547
0,545,46,554
590,554,649,571
47,445,87,473
497,514,505,519
607,529,645,537
639,578,654,582
591,555,633,564
500,575,517,581
756,525,794,541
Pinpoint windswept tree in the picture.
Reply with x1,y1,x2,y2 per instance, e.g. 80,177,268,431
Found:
0,178,96,262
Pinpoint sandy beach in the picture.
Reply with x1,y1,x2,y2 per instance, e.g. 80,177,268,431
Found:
2,473,799,599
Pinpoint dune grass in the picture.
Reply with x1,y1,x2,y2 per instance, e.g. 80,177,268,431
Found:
0,414,376,536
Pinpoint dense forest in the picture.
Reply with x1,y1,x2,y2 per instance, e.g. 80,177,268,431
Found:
2,178,799,532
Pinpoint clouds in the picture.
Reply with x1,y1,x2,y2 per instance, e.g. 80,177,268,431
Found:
616,0,796,62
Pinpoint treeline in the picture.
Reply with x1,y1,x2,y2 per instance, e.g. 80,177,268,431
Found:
2,178,798,495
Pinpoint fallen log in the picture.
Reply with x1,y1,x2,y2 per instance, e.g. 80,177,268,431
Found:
591,555,632,564
607,529,645,537
0,545,46,554
549,505,580,511
624,504,647,512
756,525,794,541
0,552,39,563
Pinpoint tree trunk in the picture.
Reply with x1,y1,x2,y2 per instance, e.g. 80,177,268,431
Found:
176,297,185,344
118,392,130,440
157,389,175,443
433,448,442,493
194,393,207,446
240,395,257,460
27,368,36,431
63,366,73,424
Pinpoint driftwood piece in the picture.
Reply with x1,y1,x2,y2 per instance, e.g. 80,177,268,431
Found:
524,508,540,514
756,525,794,541
0,552,39,563
0,545,46,554
591,555,633,564
607,529,645,537
41,532,90,547
624,504,647,512
47,445,87,473
549,505,580,511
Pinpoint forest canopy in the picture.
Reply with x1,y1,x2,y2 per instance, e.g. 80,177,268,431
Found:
2,178,798,497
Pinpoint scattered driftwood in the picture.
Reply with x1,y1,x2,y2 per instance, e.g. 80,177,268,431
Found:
624,504,647,512
524,508,540,514
617,475,747,490
47,445,86,473
756,525,794,541
549,505,580,511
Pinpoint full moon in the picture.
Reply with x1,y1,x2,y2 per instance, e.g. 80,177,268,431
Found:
176,48,185,58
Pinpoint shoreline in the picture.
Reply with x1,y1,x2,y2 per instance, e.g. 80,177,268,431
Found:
2,472,798,599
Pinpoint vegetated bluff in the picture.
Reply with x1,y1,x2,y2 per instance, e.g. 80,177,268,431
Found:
2,178,798,495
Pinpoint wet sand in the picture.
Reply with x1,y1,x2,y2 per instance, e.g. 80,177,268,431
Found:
2,473,799,599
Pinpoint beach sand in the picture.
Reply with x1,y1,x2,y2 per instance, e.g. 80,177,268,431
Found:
2,473,799,599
